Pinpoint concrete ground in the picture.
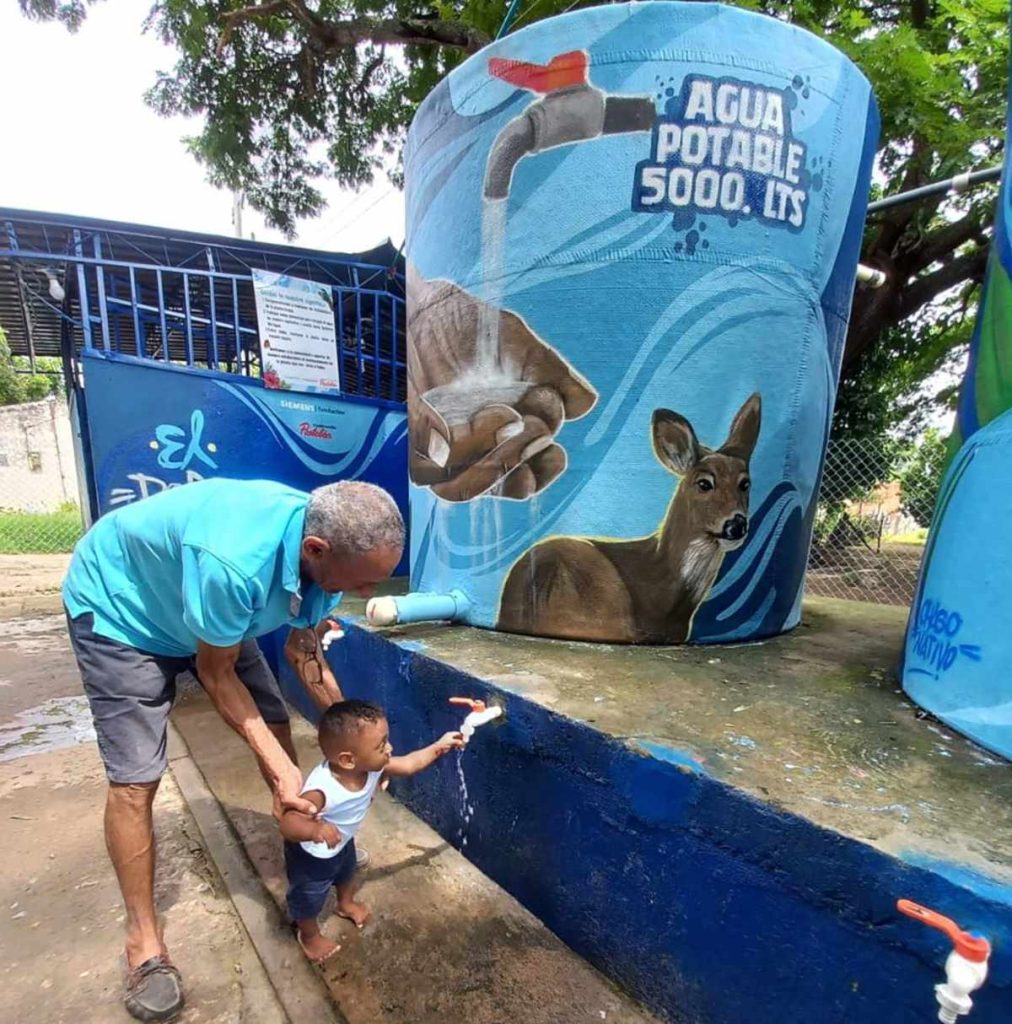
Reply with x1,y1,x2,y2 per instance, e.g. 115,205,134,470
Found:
0,614,285,1024
0,553,69,619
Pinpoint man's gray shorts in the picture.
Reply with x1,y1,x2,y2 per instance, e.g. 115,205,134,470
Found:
66,611,289,785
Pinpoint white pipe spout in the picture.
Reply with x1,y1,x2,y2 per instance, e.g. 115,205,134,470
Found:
461,705,503,742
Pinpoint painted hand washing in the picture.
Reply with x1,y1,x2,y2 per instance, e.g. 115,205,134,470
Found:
405,1,878,644
897,900,991,1022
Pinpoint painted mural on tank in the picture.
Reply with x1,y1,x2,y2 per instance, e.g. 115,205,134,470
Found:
405,2,879,644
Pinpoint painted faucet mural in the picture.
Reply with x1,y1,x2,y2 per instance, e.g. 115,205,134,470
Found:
405,2,878,644
482,50,654,200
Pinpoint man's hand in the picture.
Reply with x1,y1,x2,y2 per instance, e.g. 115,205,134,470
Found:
195,641,310,817
272,761,319,820
407,267,597,502
310,821,342,849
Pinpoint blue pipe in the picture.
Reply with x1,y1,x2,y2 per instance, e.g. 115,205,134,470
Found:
367,589,471,626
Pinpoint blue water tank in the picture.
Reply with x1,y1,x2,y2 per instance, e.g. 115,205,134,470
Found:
404,2,878,643
902,410,1012,760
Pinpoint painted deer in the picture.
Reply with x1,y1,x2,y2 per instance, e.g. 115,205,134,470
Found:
496,393,762,644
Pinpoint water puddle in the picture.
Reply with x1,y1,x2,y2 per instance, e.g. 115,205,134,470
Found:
0,696,96,762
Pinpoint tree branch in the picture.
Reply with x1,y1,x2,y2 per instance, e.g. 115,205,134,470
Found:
357,46,385,103
898,247,989,321
217,0,489,59
909,213,990,274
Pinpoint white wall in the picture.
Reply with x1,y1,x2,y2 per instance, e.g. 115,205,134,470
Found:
0,397,79,511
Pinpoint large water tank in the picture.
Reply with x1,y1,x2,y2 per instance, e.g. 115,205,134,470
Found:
900,411,1012,761
404,1,878,644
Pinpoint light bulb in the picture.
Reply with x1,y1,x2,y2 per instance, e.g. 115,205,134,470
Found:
45,270,65,303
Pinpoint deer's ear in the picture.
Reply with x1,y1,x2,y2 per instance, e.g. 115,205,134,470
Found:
721,392,761,460
652,409,699,476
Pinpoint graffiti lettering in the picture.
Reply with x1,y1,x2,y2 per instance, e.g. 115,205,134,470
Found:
109,470,205,507
155,410,218,472
908,596,982,681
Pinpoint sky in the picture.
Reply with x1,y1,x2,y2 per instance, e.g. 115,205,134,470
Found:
0,1,405,253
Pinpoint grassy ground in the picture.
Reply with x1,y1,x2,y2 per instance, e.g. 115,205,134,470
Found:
0,504,83,554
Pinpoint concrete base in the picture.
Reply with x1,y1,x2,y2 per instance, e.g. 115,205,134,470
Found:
283,590,1012,1024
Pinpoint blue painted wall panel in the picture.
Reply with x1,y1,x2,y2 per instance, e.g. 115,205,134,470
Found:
280,626,1012,1024
81,351,409,574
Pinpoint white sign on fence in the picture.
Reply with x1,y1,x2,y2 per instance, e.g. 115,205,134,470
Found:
251,269,340,394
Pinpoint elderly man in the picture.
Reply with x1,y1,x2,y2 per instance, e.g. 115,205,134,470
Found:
63,477,403,1022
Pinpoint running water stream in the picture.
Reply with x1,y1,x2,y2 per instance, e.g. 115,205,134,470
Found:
454,749,476,848
421,198,524,431
475,198,507,373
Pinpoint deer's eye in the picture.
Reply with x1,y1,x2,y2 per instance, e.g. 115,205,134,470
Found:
740,479,751,493
696,478,714,492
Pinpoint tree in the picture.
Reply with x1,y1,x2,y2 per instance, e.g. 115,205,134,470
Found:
19,0,1009,433
898,427,948,527
0,327,63,406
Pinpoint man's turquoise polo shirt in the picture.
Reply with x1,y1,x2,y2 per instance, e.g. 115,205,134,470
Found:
63,478,337,656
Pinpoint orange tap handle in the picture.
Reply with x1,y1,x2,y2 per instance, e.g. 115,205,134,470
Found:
897,900,991,962
488,51,588,93
449,697,486,713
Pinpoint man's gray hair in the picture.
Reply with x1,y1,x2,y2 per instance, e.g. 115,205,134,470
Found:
304,481,405,558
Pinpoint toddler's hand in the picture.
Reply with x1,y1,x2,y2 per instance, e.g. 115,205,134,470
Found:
313,821,342,848
434,731,465,756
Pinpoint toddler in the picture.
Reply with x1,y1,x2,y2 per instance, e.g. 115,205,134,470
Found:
279,698,462,962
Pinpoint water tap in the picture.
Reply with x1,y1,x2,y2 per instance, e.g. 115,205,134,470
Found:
450,697,503,742
483,50,654,200
897,899,991,1022
319,618,345,651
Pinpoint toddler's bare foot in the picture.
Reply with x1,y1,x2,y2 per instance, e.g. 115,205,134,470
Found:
296,927,340,963
336,898,371,929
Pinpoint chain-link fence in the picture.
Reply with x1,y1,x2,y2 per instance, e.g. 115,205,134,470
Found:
805,435,944,607
0,397,84,555
0,391,945,612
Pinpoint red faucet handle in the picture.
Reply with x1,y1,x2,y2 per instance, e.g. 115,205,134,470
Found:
897,900,991,963
488,50,588,93
449,697,486,713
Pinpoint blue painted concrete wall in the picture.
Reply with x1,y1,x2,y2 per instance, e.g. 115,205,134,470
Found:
278,624,1011,1024
81,351,409,573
